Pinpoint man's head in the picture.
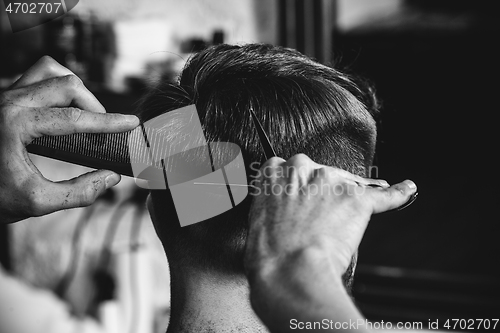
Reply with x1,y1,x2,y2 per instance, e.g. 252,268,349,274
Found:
139,44,378,287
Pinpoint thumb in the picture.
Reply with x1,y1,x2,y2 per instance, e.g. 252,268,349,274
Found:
31,170,121,216
371,180,417,214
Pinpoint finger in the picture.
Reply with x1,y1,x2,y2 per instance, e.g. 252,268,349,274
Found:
25,107,139,140
260,156,286,169
358,177,390,188
285,154,389,187
10,56,74,89
327,167,389,187
285,153,323,189
370,180,417,214
250,156,286,194
259,156,286,178
27,170,121,217
12,74,106,113
396,191,418,211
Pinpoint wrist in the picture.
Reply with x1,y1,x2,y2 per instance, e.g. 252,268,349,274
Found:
283,245,346,295
248,246,347,326
248,246,356,333
250,242,346,294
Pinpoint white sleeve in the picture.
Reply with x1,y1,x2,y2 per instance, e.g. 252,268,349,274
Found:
0,265,107,333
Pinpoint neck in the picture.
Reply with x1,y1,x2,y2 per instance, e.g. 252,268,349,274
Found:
166,264,268,333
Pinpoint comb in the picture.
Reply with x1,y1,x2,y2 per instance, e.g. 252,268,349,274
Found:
26,105,207,180
27,128,145,179
26,107,273,179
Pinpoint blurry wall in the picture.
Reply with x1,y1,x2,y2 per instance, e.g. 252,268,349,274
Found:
1,1,277,331
337,0,402,31
72,0,275,90
0,0,277,91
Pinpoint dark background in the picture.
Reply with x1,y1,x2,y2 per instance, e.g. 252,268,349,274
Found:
334,0,500,325
277,0,499,326
342,11,500,276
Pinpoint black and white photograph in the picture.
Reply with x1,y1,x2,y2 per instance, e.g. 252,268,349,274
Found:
0,1,498,332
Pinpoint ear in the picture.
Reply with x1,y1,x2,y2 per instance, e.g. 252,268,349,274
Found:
147,190,182,242
342,251,358,295
146,192,162,238
146,193,154,217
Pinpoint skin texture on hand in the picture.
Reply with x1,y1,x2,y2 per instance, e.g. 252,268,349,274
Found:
0,56,139,224
244,154,417,332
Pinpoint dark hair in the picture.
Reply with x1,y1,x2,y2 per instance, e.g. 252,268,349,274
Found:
139,44,378,282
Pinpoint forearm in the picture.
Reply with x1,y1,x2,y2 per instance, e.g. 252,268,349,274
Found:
249,246,369,332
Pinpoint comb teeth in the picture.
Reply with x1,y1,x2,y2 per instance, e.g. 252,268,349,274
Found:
26,125,203,177
29,131,132,163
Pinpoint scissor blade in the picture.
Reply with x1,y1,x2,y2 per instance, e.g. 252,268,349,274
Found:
250,109,277,159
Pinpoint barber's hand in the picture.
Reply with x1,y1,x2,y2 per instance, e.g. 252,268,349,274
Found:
245,154,417,331
0,56,139,224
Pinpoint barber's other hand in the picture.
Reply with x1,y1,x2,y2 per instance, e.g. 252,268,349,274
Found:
0,56,139,224
245,154,417,331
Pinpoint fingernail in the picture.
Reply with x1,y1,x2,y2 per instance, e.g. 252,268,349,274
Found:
379,179,390,187
368,179,389,188
123,114,139,124
105,173,120,189
405,180,417,190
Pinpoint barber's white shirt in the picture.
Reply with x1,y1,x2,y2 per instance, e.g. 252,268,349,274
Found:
0,264,111,333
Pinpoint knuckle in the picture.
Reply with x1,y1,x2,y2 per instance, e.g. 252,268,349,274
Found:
397,184,411,196
62,107,83,122
312,167,335,186
25,190,45,217
39,55,56,66
264,156,285,170
267,156,283,165
38,56,61,76
38,56,75,78
289,153,310,166
383,188,396,200
288,154,313,180
315,167,329,178
79,178,103,206
63,74,83,90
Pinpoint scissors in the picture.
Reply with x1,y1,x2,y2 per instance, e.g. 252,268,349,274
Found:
249,108,417,211
249,108,277,159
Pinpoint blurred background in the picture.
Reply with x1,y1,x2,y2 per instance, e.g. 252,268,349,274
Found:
1,0,499,332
